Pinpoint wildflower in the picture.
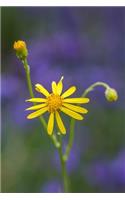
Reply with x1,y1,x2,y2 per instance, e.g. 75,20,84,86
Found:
26,77,89,135
105,87,118,102
13,40,28,60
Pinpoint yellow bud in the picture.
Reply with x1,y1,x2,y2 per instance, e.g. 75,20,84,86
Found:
105,87,118,102
13,40,26,50
13,40,28,60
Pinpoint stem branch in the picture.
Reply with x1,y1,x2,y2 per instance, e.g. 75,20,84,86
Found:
64,81,110,161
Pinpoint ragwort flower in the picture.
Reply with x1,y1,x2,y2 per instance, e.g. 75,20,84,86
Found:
26,77,89,135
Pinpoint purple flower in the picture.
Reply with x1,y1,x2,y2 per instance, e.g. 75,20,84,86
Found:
1,75,22,100
28,32,85,66
10,97,28,127
84,161,111,188
41,180,62,193
84,150,125,192
110,150,125,185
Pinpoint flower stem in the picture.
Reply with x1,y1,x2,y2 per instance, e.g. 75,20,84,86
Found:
58,136,69,192
64,81,110,161
63,118,75,161
22,59,60,148
23,59,65,189
81,81,109,97
23,59,34,99
23,59,47,129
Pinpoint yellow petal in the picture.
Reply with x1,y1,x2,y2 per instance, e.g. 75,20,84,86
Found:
57,77,64,95
27,107,48,119
55,111,66,134
62,103,88,114
60,107,83,120
26,98,47,103
35,84,50,97
63,98,89,104
47,113,54,135
52,81,57,94
61,86,76,98
26,103,47,111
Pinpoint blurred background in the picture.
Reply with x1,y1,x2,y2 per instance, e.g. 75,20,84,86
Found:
1,7,125,193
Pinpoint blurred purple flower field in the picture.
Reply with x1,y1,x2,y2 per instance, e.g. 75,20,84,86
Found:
2,7,125,193
84,149,125,192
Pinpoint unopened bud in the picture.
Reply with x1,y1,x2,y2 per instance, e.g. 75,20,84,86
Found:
105,87,118,102
13,40,28,60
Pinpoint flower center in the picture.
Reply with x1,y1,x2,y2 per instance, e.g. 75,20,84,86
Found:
47,93,62,112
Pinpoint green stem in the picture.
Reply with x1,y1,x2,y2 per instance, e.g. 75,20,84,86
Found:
82,81,109,97
19,56,70,192
23,58,60,148
63,118,75,161
58,136,69,192
64,81,110,161
22,58,66,190
23,59,34,99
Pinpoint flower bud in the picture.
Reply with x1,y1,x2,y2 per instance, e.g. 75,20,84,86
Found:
13,40,28,60
105,87,118,102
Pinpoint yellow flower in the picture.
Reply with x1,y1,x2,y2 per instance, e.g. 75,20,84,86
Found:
13,40,26,50
26,77,89,135
13,40,28,59
105,87,118,102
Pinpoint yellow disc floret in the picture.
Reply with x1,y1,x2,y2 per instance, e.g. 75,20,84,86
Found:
47,93,62,112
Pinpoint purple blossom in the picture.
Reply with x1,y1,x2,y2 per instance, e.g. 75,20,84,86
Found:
10,97,28,127
41,180,62,193
84,150,125,192
1,75,22,100
84,161,111,188
110,150,125,185
28,32,88,68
